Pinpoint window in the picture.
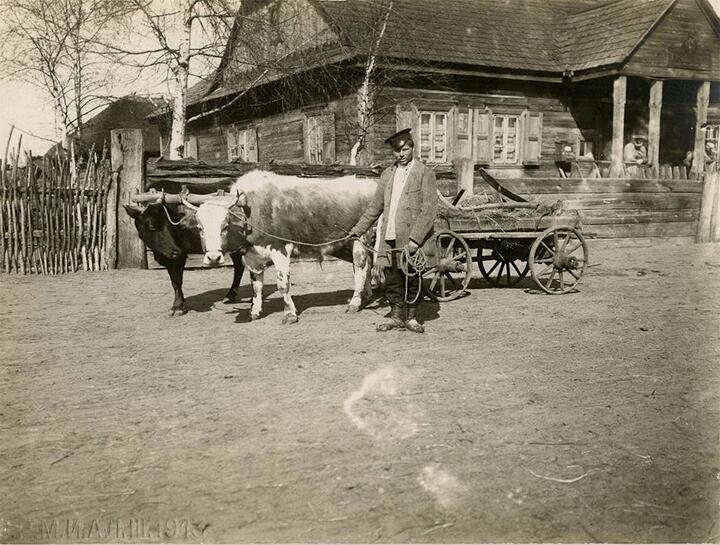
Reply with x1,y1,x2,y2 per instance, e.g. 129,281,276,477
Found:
304,114,323,164
303,111,335,164
227,126,257,162
492,115,520,164
578,139,594,158
474,109,542,166
419,111,448,163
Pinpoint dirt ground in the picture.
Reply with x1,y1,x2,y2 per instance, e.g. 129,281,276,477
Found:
1,238,719,543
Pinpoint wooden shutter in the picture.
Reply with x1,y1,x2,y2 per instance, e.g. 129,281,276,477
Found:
226,126,236,161
446,106,457,163
523,111,543,165
184,136,198,159
455,108,472,160
247,127,258,162
395,103,418,141
322,111,336,164
303,116,315,163
473,110,492,165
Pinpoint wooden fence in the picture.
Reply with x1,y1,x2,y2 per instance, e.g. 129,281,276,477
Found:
0,144,112,274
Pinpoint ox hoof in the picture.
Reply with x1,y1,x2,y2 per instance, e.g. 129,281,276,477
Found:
282,314,298,325
224,291,238,303
250,313,261,321
169,307,187,317
346,304,361,313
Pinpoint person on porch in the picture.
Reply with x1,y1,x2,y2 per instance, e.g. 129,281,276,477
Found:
684,140,717,172
623,133,648,176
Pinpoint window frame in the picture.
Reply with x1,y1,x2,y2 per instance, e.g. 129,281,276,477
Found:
492,114,521,165
226,125,256,162
418,110,449,164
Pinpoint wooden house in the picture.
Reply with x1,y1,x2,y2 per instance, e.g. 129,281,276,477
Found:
157,0,720,179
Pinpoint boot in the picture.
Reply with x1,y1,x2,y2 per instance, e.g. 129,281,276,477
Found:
405,306,425,334
376,303,405,332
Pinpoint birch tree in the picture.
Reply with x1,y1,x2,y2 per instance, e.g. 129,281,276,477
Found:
102,0,235,159
0,0,132,146
349,0,393,165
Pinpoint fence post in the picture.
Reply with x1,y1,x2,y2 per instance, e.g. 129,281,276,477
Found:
696,169,720,243
110,129,147,269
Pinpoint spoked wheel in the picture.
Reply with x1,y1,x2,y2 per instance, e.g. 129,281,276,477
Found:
476,243,529,288
423,230,473,302
529,226,588,294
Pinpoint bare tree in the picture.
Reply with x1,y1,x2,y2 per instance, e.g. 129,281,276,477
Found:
0,0,132,146
100,0,236,159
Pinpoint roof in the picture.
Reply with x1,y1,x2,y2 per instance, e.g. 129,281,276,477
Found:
179,0,720,111
559,0,676,71
316,0,561,72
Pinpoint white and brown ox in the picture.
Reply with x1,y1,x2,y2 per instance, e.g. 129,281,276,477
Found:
191,170,376,323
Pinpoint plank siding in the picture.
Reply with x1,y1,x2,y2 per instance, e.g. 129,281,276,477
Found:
623,0,720,79
257,112,305,163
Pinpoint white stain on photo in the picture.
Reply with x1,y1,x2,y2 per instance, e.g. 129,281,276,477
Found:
343,366,421,441
417,464,468,509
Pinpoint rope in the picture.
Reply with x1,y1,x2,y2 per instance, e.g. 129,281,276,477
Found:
397,246,427,305
225,207,352,248
162,204,184,226
165,199,426,304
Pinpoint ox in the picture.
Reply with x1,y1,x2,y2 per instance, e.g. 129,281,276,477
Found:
123,197,245,315
191,169,376,323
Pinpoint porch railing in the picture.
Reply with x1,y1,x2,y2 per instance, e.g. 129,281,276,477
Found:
568,159,708,181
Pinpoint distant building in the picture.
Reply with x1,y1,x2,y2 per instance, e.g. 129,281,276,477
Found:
48,95,165,159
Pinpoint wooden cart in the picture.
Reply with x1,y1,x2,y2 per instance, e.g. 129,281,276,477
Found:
422,170,589,301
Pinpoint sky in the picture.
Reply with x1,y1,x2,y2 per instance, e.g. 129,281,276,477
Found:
0,0,232,157
1,0,720,156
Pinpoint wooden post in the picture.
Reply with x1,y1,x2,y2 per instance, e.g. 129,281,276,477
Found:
610,76,627,178
110,129,147,269
691,81,710,179
696,169,720,243
708,169,720,243
455,158,474,203
648,80,663,171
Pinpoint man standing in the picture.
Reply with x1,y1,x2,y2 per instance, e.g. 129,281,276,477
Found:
349,128,438,333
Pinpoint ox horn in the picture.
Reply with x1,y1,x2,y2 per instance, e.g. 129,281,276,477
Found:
235,189,247,207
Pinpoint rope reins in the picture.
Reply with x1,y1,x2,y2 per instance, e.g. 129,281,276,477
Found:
162,197,427,304
223,205,353,248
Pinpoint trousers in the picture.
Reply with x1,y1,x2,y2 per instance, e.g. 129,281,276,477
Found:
384,240,422,307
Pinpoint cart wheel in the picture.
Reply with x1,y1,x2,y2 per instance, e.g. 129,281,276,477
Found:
477,246,529,288
529,226,588,294
423,230,473,302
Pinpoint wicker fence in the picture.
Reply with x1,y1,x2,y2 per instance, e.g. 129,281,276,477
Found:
0,145,112,274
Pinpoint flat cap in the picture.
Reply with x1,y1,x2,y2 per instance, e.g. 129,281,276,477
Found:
385,128,413,148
